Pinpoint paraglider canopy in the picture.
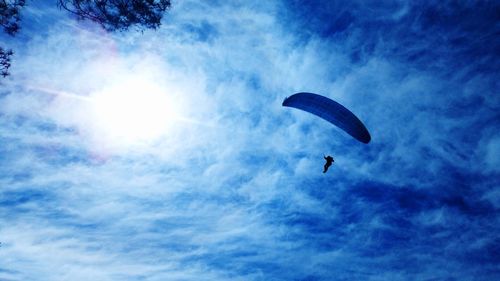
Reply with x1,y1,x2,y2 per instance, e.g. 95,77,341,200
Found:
283,92,371,143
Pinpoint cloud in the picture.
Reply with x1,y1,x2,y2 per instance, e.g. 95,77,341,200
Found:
0,0,499,280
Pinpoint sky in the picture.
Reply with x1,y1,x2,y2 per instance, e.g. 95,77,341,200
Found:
0,0,499,280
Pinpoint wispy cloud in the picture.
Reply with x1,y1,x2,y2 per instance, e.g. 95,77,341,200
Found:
1,0,498,280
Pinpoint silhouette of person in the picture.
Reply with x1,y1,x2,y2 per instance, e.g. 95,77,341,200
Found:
323,155,334,173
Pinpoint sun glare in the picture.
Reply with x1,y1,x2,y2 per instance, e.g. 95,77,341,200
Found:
89,77,177,147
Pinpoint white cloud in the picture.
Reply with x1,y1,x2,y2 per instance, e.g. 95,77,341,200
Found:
1,1,498,280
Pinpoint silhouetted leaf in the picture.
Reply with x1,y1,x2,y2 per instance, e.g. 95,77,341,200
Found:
58,0,171,31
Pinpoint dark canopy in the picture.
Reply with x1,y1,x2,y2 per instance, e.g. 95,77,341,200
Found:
282,92,371,143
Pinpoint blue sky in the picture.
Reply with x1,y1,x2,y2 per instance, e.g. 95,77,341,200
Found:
1,0,499,280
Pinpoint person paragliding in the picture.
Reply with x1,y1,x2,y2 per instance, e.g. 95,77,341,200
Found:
282,92,370,173
323,155,334,173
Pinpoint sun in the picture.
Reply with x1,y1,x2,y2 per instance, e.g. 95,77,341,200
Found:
89,76,178,147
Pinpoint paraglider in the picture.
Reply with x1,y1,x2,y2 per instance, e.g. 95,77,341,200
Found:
323,155,334,173
283,92,370,173
282,92,371,143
